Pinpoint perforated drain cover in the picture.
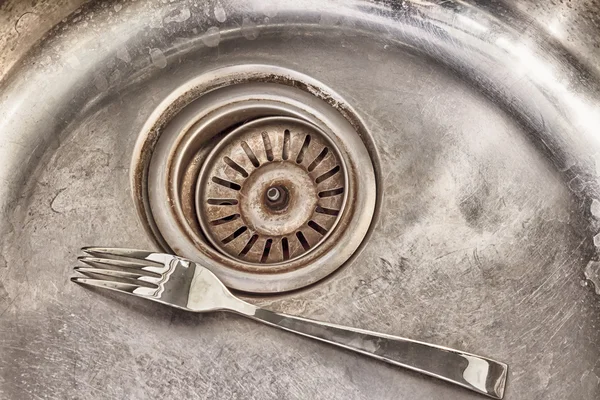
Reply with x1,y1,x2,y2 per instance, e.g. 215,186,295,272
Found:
197,117,347,264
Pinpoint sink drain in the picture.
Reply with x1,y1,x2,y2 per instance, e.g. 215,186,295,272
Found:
131,65,378,293
198,117,347,264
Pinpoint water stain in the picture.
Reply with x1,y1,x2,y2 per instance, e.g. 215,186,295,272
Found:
594,233,600,247
320,13,340,25
65,55,82,70
93,73,108,92
241,17,259,40
214,1,226,22
164,7,191,24
149,48,167,69
116,45,131,63
458,181,490,228
254,2,278,18
201,27,220,48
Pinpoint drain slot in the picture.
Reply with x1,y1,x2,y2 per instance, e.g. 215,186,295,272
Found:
316,166,340,183
316,206,340,216
222,226,248,244
223,157,249,178
207,199,239,205
210,214,241,226
262,132,274,161
308,148,329,172
282,130,291,160
240,234,259,257
212,177,241,191
319,188,344,198
296,231,311,251
308,220,328,236
281,237,290,260
241,141,261,167
296,135,311,164
261,239,273,263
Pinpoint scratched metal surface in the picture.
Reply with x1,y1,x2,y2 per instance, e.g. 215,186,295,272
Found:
1,1,600,399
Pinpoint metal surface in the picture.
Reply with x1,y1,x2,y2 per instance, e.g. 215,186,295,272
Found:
72,247,509,399
1,0,600,399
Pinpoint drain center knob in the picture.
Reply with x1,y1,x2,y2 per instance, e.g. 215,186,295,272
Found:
265,185,289,211
266,187,281,202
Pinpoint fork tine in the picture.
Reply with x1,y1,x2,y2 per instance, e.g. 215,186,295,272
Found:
70,276,146,294
74,267,161,286
81,247,174,265
77,256,164,276
71,277,177,309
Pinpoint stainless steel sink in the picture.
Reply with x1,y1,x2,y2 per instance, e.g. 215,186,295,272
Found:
1,0,599,399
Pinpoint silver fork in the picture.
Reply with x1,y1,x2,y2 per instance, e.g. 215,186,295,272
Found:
72,247,508,399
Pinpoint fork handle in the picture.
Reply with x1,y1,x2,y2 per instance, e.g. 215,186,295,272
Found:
232,303,507,399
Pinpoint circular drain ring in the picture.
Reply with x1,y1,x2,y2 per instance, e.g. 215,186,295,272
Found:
163,87,359,278
132,65,378,293
197,117,348,264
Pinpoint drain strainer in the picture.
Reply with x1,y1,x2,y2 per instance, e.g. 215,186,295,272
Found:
198,117,347,264
132,65,378,293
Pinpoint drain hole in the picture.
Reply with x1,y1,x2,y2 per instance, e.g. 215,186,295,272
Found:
319,187,344,198
316,206,340,216
212,176,241,191
239,234,259,257
308,147,329,172
316,165,340,184
262,131,274,162
308,220,328,236
282,129,291,160
296,231,311,251
207,198,239,205
241,141,260,167
222,226,248,244
223,157,249,178
281,237,290,260
261,239,273,263
210,214,241,226
296,135,311,164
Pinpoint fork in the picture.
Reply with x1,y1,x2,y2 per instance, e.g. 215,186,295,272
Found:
71,247,508,399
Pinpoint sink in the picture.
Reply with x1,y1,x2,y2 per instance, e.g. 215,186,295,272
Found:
1,0,599,398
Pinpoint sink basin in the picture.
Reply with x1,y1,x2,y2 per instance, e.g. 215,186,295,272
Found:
1,1,599,398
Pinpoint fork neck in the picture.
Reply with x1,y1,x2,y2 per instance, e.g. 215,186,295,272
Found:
225,298,260,316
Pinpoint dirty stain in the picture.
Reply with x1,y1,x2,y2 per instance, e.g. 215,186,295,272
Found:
214,1,226,22
201,26,221,48
164,7,191,24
